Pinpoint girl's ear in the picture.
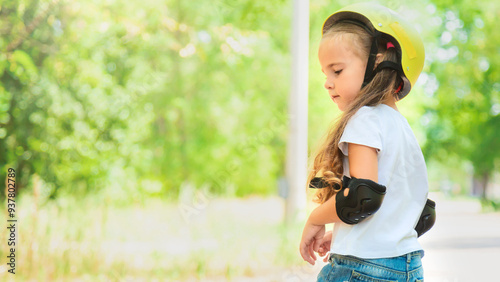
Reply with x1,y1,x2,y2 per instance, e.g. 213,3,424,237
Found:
374,53,384,67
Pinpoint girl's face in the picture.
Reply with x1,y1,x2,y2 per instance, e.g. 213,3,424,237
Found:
318,34,367,111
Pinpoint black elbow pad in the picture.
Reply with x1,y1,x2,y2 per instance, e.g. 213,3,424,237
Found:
335,176,386,225
415,199,436,237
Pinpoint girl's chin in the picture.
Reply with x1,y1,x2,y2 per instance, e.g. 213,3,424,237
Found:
331,98,345,111
335,102,346,112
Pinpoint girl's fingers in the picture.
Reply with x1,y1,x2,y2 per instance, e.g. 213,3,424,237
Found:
308,241,317,264
299,242,314,265
313,237,322,253
323,255,329,262
320,241,331,252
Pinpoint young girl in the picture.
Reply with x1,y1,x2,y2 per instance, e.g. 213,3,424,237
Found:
299,3,434,282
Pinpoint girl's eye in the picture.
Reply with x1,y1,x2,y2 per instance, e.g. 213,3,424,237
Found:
334,70,343,75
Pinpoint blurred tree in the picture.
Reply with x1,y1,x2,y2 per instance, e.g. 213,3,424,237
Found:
9,0,497,202
1,0,61,195
422,0,500,199
1,0,293,200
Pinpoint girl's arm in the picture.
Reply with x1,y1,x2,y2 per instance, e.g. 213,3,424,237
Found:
307,143,378,225
348,143,378,182
300,143,379,264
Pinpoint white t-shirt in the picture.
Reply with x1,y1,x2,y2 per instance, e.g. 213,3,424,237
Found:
330,104,428,259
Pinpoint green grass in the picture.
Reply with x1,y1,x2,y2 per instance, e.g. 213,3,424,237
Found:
0,194,308,281
481,198,500,212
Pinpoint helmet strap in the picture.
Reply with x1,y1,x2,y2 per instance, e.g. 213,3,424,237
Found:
371,61,404,76
362,48,405,90
362,31,380,88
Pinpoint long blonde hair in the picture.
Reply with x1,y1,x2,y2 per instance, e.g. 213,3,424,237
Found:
309,22,402,204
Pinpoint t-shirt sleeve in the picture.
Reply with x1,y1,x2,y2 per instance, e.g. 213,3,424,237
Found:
339,107,383,156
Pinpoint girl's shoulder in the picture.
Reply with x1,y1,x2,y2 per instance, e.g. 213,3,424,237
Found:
346,106,382,130
351,105,380,120
355,105,378,114
348,104,400,129
353,104,400,121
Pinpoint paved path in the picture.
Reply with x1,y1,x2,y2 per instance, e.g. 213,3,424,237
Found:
419,193,500,282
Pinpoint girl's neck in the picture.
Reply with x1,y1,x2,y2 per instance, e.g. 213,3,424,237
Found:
383,98,399,112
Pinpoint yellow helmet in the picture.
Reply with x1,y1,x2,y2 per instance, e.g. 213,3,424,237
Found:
322,3,425,99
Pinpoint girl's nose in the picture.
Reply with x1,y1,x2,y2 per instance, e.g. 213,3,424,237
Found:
324,79,334,90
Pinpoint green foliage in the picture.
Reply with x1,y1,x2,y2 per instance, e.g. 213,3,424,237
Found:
421,0,500,181
1,0,292,199
0,0,498,200
481,198,500,212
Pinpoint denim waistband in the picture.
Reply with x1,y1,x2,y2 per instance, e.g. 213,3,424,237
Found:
328,250,424,274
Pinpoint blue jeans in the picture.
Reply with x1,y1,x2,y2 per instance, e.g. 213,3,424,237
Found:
317,251,424,282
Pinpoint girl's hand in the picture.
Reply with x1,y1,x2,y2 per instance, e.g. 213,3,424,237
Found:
299,220,325,265
315,230,332,262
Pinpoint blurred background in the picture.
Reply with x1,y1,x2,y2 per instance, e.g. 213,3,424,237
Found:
0,0,499,281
